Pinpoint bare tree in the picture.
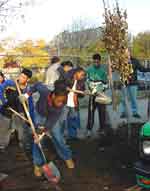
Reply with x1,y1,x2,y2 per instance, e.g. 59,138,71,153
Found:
52,17,101,55
0,0,42,31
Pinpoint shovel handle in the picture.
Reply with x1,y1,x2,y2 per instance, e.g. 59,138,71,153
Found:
8,107,29,124
15,80,47,163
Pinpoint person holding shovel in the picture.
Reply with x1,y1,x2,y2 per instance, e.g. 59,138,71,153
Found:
19,80,75,169
0,69,34,150
0,69,43,176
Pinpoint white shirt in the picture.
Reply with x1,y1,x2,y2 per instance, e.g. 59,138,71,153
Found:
67,80,77,108
45,62,60,90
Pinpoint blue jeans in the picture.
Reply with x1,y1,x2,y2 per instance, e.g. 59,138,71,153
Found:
33,107,72,164
120,85,138,114
32,143,45,166
67,107,80,138
22,123,33,152
50,107,72,160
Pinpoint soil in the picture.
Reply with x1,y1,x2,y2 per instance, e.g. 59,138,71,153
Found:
0,123,147,191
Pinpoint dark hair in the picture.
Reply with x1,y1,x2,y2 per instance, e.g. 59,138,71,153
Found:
0,71,4,79
61,60,73,68
51,56,60,64
92,53,101,61
21,68,32,78
53,79,68,96
74,67,85,73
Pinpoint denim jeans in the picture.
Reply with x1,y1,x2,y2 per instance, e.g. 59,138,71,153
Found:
50,107,72,161
120,85,138,114
32,106,72,164
32,143,45,166
22,123,33,153
67,107,80,138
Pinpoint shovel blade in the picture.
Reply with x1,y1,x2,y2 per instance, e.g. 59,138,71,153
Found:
42,162,60,184
0,173,8,182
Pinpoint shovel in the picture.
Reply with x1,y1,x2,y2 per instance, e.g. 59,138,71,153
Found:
15,80,61,184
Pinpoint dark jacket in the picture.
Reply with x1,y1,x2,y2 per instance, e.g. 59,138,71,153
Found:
30,82,65,128
65,69,85,92
128,57,150,85
0,80,34,121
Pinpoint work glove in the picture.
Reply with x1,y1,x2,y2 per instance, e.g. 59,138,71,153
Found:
88,81,108,94
18,94,28,103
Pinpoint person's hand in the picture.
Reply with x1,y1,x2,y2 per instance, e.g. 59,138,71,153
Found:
33,133,40,144
18,94,27,103
84,90,91,95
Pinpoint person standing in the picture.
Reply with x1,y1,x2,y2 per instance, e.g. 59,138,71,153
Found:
0,69,34,152
120,52,150,118
45,56,61,90
86,53,108,137
65,67,86,139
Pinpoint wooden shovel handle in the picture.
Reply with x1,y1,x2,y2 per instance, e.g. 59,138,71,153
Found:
15,80,36,136
8,107,29,124
15,80,47,162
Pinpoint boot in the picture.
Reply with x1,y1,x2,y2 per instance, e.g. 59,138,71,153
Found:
34,165,42,177
65,159,75,169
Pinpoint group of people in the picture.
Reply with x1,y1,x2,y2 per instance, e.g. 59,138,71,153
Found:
0,52,148,180
0,53,108,178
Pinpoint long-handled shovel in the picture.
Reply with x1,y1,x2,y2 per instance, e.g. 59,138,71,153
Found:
15,80,60,184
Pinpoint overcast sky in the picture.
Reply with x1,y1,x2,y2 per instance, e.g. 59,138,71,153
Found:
0,0,150,43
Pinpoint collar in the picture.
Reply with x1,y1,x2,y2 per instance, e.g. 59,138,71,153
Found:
47,94,52,107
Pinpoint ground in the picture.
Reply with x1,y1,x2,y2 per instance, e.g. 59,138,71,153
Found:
0,123,147,191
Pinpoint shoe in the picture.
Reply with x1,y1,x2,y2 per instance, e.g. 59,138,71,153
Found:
34,165,42,177
0,173,8,181
133,113,141,118
65,159,75,169
86,130,92,137
120,113,126,118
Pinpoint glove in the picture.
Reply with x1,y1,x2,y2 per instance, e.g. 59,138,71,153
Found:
18,94,28,103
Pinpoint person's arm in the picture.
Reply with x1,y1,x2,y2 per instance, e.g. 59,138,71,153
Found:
2,79,15,89
102,69,108,84
19,82,49,103
135,59,150,72
30,82,49,94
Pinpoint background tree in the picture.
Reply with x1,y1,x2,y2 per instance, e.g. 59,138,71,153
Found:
132,32,150,59
0,0,42,31
0,39,49,68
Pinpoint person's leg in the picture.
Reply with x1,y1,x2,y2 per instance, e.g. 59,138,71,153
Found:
32,142,45,177
22,124,33,156
86,96,96,133
50,107,74,168
128,85,140,117
67,107,80,139
97,103,106,132
120,86,128,117
14,116,24,147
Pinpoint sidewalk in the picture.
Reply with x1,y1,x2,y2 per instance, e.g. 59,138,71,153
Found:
78,97,148,138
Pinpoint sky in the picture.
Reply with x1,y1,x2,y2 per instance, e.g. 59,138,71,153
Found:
0,0,150,44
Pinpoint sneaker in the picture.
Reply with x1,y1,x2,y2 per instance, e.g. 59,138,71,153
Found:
120,113,126,118
0,173,8,181
133,113,141,118
65,159,75,169
34,165,42,177
86,130,92,137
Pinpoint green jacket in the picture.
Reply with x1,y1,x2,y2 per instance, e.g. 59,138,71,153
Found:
86,65,108,93
86,65,107,82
